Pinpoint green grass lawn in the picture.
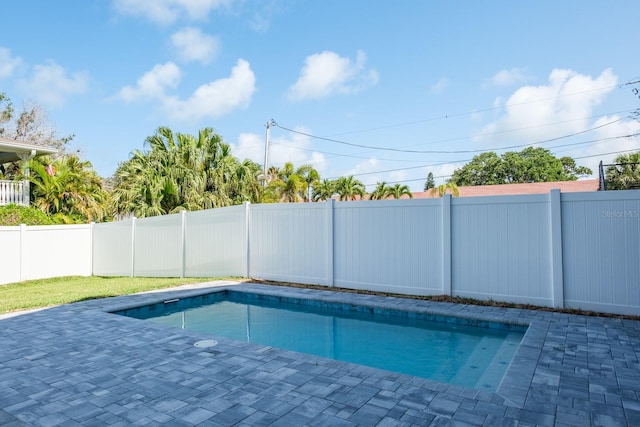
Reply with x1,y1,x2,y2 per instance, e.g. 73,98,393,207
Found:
0,276,226,314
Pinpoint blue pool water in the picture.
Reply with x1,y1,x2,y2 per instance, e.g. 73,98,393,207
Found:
115,291,525,390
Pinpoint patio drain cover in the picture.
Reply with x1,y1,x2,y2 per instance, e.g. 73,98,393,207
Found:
194,340,218,348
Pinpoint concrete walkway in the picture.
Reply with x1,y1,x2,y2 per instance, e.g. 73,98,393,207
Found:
0,281,639,426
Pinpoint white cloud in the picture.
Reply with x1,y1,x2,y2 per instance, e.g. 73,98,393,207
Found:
231,132,265,164
578,115,640,176
244,1,286,33
117,59,254,120
389,170,407,185
475,68,618,144
118,62,182,102
171,27,220,64
0,47,22,78
342,157,380,189
287,50,379,101
429,77,449,95
17,61,88,107
162,58,255,120
486,67,531,87
427,163,461,186
113,0,234,24
248,13,271,33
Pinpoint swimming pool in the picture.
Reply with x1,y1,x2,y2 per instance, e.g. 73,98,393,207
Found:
115,290,525,391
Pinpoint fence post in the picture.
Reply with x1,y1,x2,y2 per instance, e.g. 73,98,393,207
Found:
130,217,136,277
243,201,250,278
549,189,565,308
326,198,335,287
90,222,95,276
180,211,186,278
441,194,452,296
19,223,27,282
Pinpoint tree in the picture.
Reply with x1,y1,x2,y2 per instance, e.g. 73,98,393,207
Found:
430,182,460,197
0,93,103,222
312,179,336,201
229,159,263,204
294,164,320,202
335,176,366,201
370,182,391,200
451,152,503,185
0,92,13,136
263,162,320,203
110,127,260,217
274,163,306,203
605,152,640,190
451,147,591,186
389,183,413,199
27,155,107,222
0,95,72,149
424,172,435,191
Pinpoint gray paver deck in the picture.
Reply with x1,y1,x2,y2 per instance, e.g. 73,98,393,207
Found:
1,281,639,426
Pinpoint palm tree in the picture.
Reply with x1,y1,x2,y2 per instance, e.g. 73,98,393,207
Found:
295,164,320,202
276,173,306,202
389,183,413,199
229,159,262,204
312,179,336,201
606,152,640,190
262,162,321,203
430,182,460,197
110,127,258,217
369,182,391,200
335,176,366,201
28,155,107,222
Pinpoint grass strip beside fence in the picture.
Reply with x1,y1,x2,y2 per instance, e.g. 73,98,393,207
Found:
0,276,218,314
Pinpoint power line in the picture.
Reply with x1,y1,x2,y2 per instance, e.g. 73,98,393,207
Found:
272,116,628,155
271,121,639,174
360,147,640,187
273,130,639,182
327,83,629,137
323,133,640,180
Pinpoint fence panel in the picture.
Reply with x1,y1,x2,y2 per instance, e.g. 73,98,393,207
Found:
451,195,553,306
249,203,328,285
562,191,640,315
0,226,21,285
93,220,134,276
185,205,247,277
134,213,183,277
333,199,443,295
22,225,92,281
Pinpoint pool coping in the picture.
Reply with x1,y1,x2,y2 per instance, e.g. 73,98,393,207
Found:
1,280,639,425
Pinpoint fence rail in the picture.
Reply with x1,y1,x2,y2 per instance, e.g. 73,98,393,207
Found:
0,180,26,206
1,189,639,316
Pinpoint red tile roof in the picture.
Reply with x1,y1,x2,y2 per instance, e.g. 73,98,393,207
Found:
413,179,599,198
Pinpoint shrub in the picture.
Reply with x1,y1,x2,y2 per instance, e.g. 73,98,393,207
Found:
0,204,57,226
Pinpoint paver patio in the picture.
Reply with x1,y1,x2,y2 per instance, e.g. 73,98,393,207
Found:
0,281,639,426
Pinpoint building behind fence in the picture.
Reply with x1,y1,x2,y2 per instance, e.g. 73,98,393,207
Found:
1,190,639,316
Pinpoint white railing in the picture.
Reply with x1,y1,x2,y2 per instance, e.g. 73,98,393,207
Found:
0,180,27,206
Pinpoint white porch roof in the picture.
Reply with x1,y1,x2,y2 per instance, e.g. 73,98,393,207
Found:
0,136,59,164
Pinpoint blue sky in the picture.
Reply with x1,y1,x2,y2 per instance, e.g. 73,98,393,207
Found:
1,0,638,191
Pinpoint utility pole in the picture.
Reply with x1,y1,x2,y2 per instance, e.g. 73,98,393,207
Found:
263,120,271,186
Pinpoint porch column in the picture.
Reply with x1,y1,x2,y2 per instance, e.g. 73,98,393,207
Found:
16,149,35,206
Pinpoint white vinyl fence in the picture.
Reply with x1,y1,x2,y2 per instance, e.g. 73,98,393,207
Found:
2,190,639,315
0,224,92,283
